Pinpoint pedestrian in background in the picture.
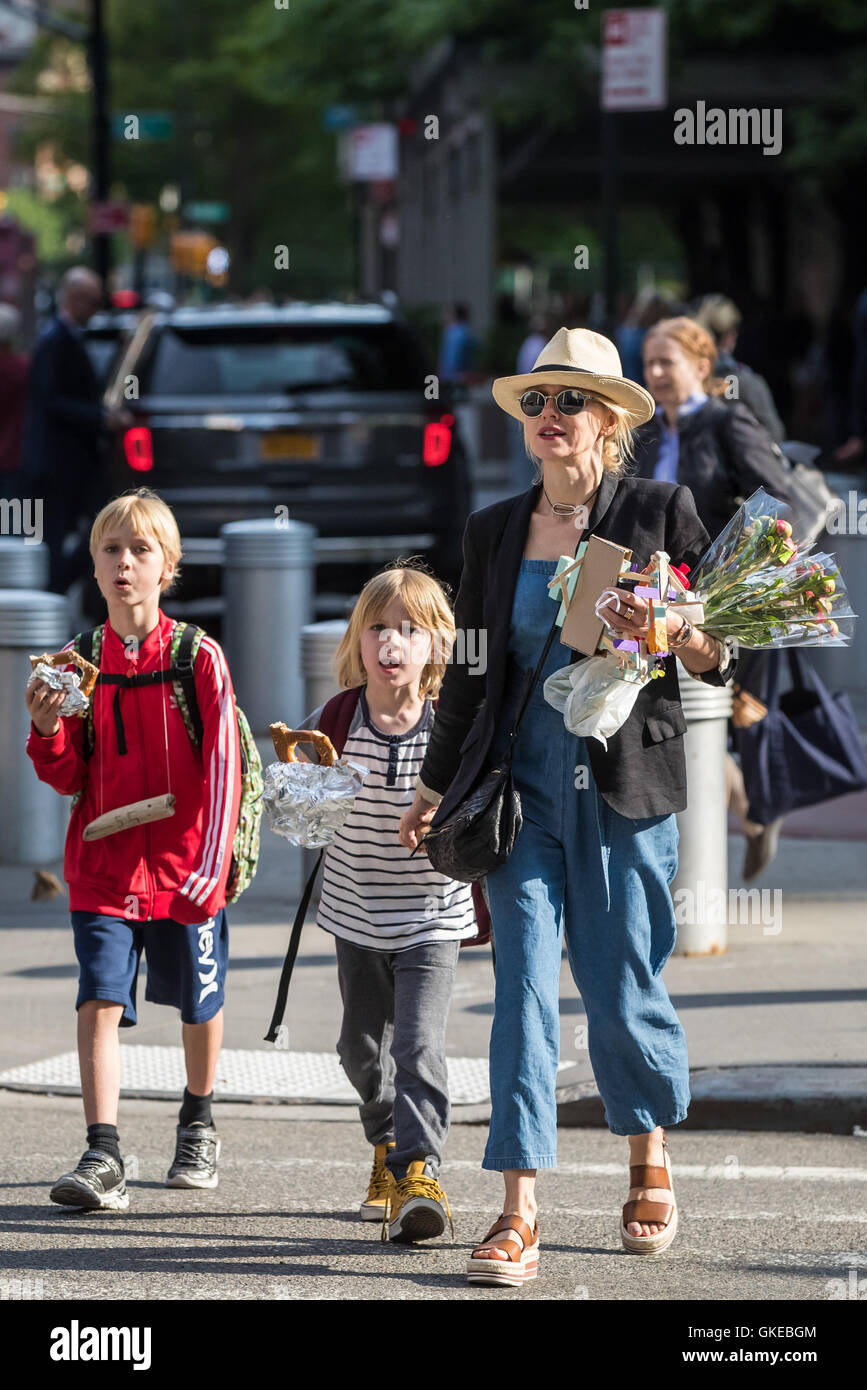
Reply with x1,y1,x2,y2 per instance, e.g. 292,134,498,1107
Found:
509,313,551,491
21,267,133,593
833,286,867,465
437,302,477,390
0,303,29,500
692,294,786,443
633,315,796,877
615,289,681,387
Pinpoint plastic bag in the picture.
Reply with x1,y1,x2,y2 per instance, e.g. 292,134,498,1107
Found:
543,656,643,749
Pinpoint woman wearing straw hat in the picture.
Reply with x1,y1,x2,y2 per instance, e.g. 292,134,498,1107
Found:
399,327,738,1286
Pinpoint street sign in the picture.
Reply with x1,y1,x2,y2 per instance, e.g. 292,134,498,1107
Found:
601,8,668,112
347,124,398,181
112,112,174,141
185,201,230,224
323,105,359,130
89,201,129,234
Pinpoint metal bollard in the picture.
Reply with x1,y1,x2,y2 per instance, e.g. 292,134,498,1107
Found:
671,677,733,955
0,537,49,589
221,518,316,736
300,619,349,898
0,589,71,865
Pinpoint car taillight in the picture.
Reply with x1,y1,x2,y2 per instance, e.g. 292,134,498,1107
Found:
124,425,153,472
423,413,454,467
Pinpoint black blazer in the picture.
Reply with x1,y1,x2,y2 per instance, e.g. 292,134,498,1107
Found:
630,397,794,541
419,471,737,822
22,316,104,488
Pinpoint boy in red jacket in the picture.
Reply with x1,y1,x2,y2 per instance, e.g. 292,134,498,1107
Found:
26,487,241,1210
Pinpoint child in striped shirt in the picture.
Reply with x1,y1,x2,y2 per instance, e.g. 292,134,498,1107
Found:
299,563,475,1242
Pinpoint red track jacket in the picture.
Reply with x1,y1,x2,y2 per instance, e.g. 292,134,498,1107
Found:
27,610,242,925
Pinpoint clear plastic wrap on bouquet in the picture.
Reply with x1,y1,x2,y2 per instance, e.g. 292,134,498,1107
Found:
262,757,368,848
690,488,857,650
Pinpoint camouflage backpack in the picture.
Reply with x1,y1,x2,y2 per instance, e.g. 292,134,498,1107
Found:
73,621,262,904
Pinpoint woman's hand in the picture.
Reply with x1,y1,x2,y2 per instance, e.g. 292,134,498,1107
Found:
399,792,439,851
595,587,651,640
25,678,66,738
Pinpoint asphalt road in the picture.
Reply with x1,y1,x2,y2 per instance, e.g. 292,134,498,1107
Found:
2,1091,865,1307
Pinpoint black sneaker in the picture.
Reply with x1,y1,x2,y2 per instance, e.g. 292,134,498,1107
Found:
166,1124,221,1189
49,1149,129,1211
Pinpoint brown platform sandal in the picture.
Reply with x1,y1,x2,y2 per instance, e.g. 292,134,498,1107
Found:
466,1214,540,1287
620,1130,678,1256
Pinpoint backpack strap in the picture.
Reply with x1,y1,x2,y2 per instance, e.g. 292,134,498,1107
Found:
73,626,103,761
171,622,205,747
264,687,362,1044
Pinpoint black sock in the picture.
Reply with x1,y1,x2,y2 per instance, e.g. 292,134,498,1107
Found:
179,1087,213,1129
87,1123,122,1165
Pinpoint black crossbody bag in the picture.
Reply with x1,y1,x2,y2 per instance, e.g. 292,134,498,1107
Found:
415,527,589,884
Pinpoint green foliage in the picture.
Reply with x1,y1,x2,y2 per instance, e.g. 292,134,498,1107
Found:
6,0,867,288
4,188,70,262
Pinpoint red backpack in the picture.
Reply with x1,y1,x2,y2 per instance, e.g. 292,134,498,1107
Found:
264,687,490,1043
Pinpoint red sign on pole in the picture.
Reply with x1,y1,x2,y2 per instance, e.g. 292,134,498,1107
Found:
601,9,668,112
89,202,130,235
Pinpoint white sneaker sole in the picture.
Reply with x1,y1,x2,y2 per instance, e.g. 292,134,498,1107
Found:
50,1177,129,1211
359,1201,387,1221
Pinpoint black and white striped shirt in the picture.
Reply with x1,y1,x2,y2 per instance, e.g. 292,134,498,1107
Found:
314,691,476,951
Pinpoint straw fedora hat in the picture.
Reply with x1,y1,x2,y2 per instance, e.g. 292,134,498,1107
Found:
492,326,655,428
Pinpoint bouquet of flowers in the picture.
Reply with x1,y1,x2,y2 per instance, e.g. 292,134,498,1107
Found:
543,487,857,746
689,488,856,649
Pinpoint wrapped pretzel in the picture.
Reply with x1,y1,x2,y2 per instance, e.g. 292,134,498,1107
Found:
27,649,100,717
263,723,366,848
30,649,99,697
269,723,336,767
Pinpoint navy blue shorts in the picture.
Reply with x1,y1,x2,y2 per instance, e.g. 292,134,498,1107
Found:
70,910,229,1027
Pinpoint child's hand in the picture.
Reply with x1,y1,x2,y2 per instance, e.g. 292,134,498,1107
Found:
399,792,439,851
25,678,66,738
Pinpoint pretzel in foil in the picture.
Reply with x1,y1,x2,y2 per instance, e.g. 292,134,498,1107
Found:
29,649,99,699
269,723,336,767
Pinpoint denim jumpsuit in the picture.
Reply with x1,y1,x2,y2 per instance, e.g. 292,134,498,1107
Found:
482,560,690,1167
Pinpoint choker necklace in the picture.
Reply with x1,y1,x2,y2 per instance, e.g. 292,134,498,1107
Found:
543,484,599,518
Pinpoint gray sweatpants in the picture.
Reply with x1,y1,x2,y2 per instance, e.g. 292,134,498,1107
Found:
334,936,460,1180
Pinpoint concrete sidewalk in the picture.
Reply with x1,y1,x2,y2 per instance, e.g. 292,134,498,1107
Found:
1,790,865,1132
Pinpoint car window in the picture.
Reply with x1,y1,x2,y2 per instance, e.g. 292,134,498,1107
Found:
84,334,123,387
145,324,428,395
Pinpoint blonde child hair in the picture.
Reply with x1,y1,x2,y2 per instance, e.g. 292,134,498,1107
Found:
89,487,183,595
334,561,456,699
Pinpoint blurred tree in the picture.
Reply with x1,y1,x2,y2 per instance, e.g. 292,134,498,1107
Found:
6,0,866,291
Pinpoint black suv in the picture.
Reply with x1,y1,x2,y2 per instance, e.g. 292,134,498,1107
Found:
90,302,471,622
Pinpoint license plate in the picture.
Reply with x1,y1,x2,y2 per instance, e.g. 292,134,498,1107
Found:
260,431,320,461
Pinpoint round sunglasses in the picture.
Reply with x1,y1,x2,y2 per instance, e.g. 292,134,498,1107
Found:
518,388,596,417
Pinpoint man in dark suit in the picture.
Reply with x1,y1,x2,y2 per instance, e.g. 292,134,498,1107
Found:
22,267,132,593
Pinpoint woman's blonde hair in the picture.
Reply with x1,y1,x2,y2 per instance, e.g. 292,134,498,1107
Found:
643,315,726,396
89,487,182,594
334,561,456,698
522,394,636,482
